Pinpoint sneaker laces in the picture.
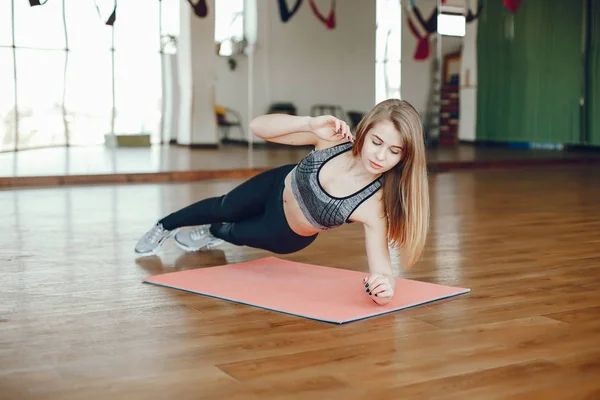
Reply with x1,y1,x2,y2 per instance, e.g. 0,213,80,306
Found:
145,223,167,243
190,226,210,240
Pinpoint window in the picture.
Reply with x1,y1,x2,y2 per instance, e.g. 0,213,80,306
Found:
14,0,65,49
15,49,66,149
113,51,162,137
65,51,113,146
215,0,245,57
0,1,12,47
0,49,15,152
66,1,113,51
376,0,402,103
437,13,466,37
161,0,180,54
0,0,180,152
114,1,160,53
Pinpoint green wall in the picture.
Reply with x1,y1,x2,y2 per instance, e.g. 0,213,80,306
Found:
589,0,600,146
476,0,583,144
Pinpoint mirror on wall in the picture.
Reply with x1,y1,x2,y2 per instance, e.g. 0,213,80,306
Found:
0,0,408,179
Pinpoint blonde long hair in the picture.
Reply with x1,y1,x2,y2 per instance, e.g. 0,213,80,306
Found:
351,99,430,269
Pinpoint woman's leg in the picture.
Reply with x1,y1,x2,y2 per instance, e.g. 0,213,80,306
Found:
134,165,296,256
209,217,316,254
159,165,293,230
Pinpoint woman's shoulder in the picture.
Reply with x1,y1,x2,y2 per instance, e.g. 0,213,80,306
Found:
301,140,352,163
314,139,353,152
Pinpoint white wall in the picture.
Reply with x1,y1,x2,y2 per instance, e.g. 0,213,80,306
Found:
214,0,375,142
179,0,469,146
265,0,376,119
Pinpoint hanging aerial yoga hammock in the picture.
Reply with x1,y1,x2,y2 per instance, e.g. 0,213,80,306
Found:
406,0,483,60
93,0,117,26
410,0,483,34
185,0,208,18
309,0,336,30
465,0,484,23
278,0,303,23
407,17,430,60
410,0,438,34
504,0,522,13
105,6,116,25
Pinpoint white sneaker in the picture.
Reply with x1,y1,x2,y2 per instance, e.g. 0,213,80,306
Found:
174,225,224,252
134,222,178,257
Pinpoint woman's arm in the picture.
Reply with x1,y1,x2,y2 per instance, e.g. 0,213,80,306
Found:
359,199,397,304
250,114,317,146
249,114,353,147
363,216,394,277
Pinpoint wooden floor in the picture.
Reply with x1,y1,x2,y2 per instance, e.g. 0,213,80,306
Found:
2,143,600,188
2,165,600,399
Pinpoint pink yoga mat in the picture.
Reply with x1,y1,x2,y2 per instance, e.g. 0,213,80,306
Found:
143,257,470,324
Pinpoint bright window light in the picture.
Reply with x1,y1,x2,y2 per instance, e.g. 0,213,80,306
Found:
437,14,466,37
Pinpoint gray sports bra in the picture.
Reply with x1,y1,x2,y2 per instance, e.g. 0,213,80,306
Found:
289,142,382,230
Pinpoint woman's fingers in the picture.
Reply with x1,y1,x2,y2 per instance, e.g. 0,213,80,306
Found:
373,293,392,305
370,283,390,296
374,289,393,298
365,276,386,295
363,275,394,304
332,116,340,133
345,123,353,142
324,116,352,142
364,274,378,288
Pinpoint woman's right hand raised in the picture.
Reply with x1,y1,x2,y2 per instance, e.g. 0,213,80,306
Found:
309,115,354,143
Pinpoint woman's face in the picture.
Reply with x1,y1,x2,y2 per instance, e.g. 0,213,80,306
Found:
360,119,404,174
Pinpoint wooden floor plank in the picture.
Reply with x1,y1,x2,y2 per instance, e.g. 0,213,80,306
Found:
1,165,600,399
371,360,565,400
2,143,600,188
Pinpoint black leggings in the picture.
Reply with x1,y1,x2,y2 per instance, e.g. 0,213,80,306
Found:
159,164,318,254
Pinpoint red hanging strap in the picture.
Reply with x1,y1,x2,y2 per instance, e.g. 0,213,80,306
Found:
407,17,430,61
309,0,336,29
504,0,522,13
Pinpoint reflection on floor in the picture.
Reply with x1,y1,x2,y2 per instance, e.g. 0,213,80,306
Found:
2,165,600,398
1,143,599,188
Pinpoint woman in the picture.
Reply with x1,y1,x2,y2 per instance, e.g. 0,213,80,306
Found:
135,99,430,305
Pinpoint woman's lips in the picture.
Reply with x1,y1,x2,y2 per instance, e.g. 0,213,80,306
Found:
370,160,383,169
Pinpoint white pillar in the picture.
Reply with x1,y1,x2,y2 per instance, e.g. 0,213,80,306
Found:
458,19,478,142
176,0,217,146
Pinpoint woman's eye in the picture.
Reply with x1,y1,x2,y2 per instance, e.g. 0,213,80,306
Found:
372,140,381,146
391,150,399,155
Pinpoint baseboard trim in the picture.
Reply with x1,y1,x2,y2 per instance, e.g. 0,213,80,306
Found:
171,142,219,150
4,156,600,189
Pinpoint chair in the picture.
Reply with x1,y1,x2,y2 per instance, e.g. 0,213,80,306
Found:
215,105,245,142
267,102,297,115
310,104,345,120
346,111,365,130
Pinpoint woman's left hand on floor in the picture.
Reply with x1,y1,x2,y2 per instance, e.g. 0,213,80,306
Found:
363,274,395,305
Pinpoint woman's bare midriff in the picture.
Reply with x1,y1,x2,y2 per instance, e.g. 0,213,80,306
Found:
282,172,322,237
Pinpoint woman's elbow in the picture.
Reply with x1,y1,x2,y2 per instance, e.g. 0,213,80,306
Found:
249,117,263,138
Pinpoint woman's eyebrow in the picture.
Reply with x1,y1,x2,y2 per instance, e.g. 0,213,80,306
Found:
373,134,403,149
